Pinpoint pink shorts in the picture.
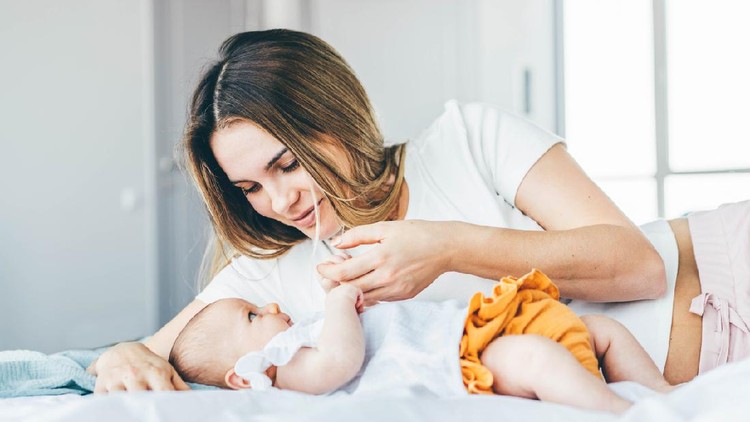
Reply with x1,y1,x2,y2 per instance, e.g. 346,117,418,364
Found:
687,200,750,374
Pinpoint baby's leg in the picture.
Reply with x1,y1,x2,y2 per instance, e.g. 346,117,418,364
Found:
582,315,673,392
480,334,631,414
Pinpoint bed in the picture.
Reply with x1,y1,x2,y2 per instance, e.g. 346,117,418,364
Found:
1,355,748,422
0,217,740,422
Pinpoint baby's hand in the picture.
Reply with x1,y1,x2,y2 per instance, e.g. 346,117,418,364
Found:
319,253,351,293
327,283,365,314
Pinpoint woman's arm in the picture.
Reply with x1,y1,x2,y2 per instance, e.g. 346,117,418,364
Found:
143,299,207,359
449,222,664,301
88,299,206,392
509,143,665,300
318,145,665,303
449,145,665,301
274,284,365,394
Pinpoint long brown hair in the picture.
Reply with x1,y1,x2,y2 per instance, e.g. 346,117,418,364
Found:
182,29,406,279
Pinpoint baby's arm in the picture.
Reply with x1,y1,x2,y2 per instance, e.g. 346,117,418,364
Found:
274,284,365,394
582,314,673,393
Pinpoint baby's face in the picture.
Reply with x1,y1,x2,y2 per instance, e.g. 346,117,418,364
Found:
213,298,293,355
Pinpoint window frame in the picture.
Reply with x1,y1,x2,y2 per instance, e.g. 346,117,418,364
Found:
556,0,750,219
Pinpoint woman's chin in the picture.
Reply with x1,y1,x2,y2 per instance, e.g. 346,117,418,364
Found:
300,220,341,241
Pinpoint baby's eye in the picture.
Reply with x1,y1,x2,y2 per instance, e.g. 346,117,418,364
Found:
248,312,256,322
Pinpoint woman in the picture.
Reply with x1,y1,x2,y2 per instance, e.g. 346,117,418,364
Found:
89,29,748,391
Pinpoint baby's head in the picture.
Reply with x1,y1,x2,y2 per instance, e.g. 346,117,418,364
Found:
169,298,292,389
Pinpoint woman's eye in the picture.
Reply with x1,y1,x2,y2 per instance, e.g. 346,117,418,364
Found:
248,312,256,322
241,184,260,195
280,159,300,173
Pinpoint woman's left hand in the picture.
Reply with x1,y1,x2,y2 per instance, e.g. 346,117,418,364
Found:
316,220,454,305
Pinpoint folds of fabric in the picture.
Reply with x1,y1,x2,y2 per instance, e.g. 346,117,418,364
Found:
459,269,601,394
687,200,750,374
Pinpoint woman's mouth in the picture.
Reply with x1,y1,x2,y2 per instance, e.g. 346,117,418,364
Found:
292,198,324,228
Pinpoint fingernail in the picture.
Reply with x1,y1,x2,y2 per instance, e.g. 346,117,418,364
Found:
330,236,341,246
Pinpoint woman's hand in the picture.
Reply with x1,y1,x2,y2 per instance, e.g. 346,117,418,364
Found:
317,220,453,305
89,342,190,393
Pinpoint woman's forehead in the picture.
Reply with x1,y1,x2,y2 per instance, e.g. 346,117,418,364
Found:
210,121,286,176
211,120,281,152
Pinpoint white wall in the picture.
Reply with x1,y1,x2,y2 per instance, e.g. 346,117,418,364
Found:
476,0,558,132
304,0,557,141
0,0,157,352
309,0,479,141
152,0,245,326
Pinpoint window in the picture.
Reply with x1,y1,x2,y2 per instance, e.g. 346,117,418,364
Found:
562,0,750,223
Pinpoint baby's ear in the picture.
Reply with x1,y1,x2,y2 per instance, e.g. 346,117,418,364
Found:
224,369,252,390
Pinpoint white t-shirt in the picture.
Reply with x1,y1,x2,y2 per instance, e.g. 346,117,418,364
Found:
196,100,562,320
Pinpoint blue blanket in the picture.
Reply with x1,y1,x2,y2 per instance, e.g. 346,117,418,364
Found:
0,349,99,398
0,348,216,398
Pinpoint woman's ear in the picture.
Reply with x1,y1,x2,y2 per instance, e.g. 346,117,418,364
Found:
224,369,252,390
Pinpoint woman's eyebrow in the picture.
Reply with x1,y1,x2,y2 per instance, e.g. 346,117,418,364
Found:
265,147,288,170
229,147,289,184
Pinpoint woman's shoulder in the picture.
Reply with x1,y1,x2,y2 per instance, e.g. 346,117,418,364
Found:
441,100,532,125
230,239,324,278
406,99,563,210
198,239,328,317
413,99,557,150
196,253,280,304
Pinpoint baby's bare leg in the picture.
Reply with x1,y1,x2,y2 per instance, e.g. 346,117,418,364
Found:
480,334,631,414
582,315,673,392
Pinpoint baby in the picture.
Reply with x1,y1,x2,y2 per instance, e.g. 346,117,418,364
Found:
169,269,672,414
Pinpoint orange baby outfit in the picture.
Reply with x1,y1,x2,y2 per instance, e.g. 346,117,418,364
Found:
459,269,601,394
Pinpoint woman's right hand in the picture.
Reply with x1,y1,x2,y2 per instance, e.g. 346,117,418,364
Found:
89,342,190,393
317,220,452,305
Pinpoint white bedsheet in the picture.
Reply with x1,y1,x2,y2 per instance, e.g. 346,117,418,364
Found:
2,357,749,422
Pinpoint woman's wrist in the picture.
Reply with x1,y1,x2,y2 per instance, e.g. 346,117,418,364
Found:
96,342,151,369
440,221,473,274
443,222,503,276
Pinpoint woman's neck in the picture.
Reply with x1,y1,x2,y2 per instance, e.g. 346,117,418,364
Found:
395,180,410,220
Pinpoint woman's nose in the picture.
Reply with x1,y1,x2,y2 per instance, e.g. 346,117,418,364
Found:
268,184,298,216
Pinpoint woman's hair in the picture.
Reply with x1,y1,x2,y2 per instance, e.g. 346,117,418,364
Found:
182,29,406,280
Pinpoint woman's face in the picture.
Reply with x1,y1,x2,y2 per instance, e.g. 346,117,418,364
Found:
210,120,342,240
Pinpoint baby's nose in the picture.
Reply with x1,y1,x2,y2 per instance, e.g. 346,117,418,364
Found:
263,303,280,314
